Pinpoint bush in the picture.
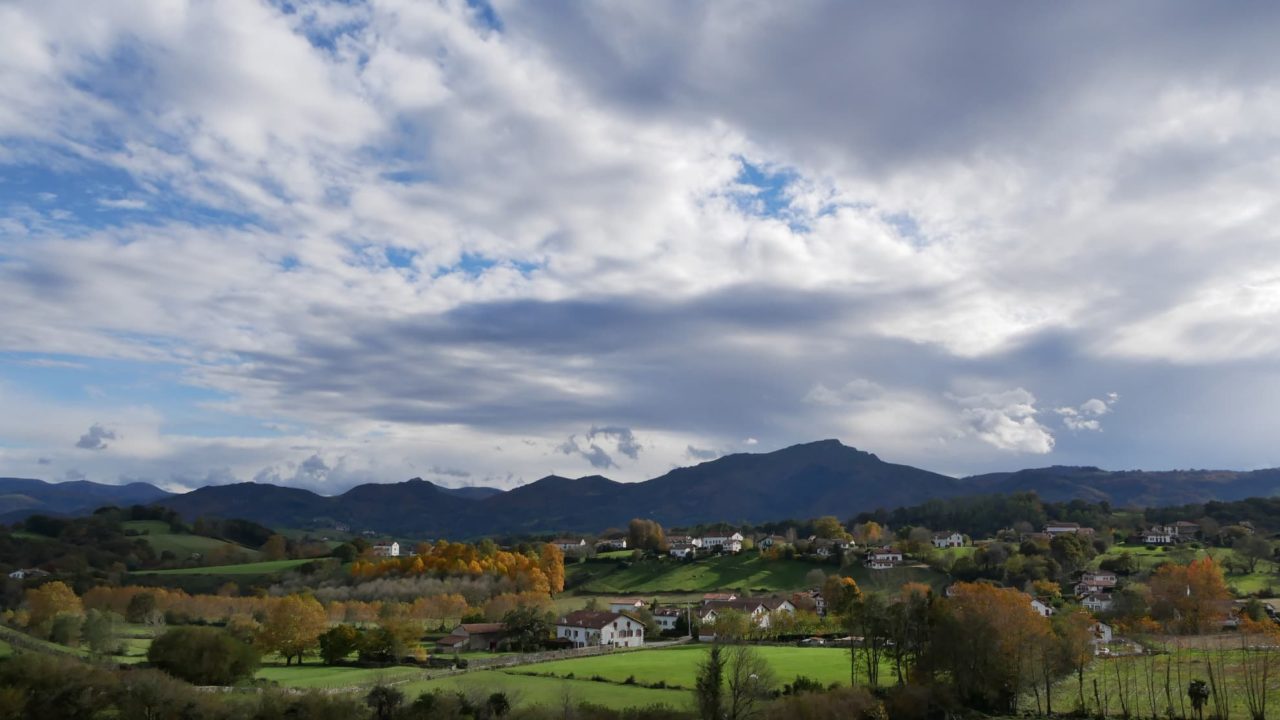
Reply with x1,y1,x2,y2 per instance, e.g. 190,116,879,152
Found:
49,613,83,646
147,626,260,685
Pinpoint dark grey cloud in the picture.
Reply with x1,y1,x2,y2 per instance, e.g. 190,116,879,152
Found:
428,465,471,478
499,2,1280,175
75,423,117,450
685,445,720,461
37,457,52,465
557,435,617,470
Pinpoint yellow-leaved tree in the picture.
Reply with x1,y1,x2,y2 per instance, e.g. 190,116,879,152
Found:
257,595,328,665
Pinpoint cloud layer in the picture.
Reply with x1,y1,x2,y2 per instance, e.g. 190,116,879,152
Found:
3,1,1280,491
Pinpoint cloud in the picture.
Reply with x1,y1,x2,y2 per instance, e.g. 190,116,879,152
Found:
96,197,147,210
1057,393,1119,432
685,445,720,461
952,388,1055,454
75,423,118,451
37,457,52,465
804,379,884,406
17,358,88,369
587,426,642,460
427,465,471,478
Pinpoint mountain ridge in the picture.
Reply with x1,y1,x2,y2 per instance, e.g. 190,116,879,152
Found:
7,441,1280,535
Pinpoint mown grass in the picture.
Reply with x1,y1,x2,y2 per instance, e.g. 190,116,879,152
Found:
257,663,425,689
129,559,312,576
526,644,858,689
400,669,692,709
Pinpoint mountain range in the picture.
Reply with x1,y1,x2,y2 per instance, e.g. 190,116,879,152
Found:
5,440,1280,536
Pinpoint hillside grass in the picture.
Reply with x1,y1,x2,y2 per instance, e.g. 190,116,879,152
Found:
568,552,943,595
400,669,691,709
527,644,858,688
121,519,265,562
129,558,312,576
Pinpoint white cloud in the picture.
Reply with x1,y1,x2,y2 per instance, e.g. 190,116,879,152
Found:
1057,393,1119,432
952,388,1055,454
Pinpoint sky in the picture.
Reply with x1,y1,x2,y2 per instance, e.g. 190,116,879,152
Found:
3,1,1280,494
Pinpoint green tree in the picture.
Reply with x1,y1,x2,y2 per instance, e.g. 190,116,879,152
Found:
366,684,405,720
501,606,551,652
126,592,158,624
261,534,288,561
318,624,362,665
1235,535,1274,573
695,641,725,720
147,626,260,685
82,609,119,656
814,516,850,540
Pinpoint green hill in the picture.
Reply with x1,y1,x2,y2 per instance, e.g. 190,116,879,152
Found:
122,520,262,561
567,553,947,594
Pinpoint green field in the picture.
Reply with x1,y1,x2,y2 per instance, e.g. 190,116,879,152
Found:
567,553,943,595
401,669,691,709
257,663,425,689
122,520,264,561
130,559,313,576
0,640,12,658
529,644,855,688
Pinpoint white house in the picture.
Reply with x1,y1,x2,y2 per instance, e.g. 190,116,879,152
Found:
699,597,796,629
1045,522,1082,536
701,533,744,553
1171,521,1200,538
758,535,788,549
669,542,697,559
1090,617,1111,645
931,532,964,549
601,537,628,550
608,598,649,614
1143,527,1174,545
653,607,683,632
552,538,588,553
1030,598,1056,617
7,568,49,580
556,611,645,648
1075,571,1118,596
1083,593,1114,613
865,547,903,570
371,541,400,557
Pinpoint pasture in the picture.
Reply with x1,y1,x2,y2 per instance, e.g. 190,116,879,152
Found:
122,520,264,561
257,663,425,689
400,669,692,709
129,559,314,576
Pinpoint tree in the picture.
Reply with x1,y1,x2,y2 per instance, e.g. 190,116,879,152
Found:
82,609,120,656
628,519,667,552
804,569,827,589
366,684,405,720
257,595,328,665
49,613,82,646
1235,535,1274,574
814,516,850,540
540,543,565,594
852,521,884,545
725,642,776,720
502,606,551,652
318,624,362,665
822,575,861,617
695,641,725,720
148,626,260,685
261,534,288,561
125,592,159,624
486,692,511,719
1150,556,1231,634
25,581,82,633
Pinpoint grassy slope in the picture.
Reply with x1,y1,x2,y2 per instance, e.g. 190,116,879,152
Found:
568,553,946,595
121,520,263,561
130,559,312,576
528,644,857,688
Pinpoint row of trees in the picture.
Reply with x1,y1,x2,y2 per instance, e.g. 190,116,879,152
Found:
349,542,564,595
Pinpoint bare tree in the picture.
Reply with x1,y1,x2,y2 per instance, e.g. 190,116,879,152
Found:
724,643,777,720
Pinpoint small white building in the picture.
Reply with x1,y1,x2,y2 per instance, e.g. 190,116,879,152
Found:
653,607,683,632
701,533,744,553
1143,527,1174,545
601,537,628,550
1045,522,1082,536
699,597,796,629
1075,571,1118,597
669,542,697,559
1090,621,1114,647
931,532,964,549
1083,593,1114,613
608,598,649,614
552,538,588,553
556,611,645,649
1030,598,1056,617
7,568,49,580
371,541,400,557
865,547,903,570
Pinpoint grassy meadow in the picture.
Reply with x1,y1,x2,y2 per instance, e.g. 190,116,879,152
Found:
130,559,314,576
121,520,264,561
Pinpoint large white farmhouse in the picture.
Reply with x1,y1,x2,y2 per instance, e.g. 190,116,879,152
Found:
371,541,400,557
556,611,645,648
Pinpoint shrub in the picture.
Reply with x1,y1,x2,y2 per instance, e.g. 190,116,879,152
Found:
147,626,260,685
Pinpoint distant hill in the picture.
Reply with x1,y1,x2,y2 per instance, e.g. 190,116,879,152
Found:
10,441,1280,536
0,477,172,522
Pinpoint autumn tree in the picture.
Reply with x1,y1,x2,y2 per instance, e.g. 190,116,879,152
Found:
1149,556,1231,634
852,521,884,545
813,516,851,541
922,583,1054,713
539,543,565,594
261,534,288,561
257,595,329,665
25,581,83,634
628,519,667,552
821,575,861,617
1055,609,1098,712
